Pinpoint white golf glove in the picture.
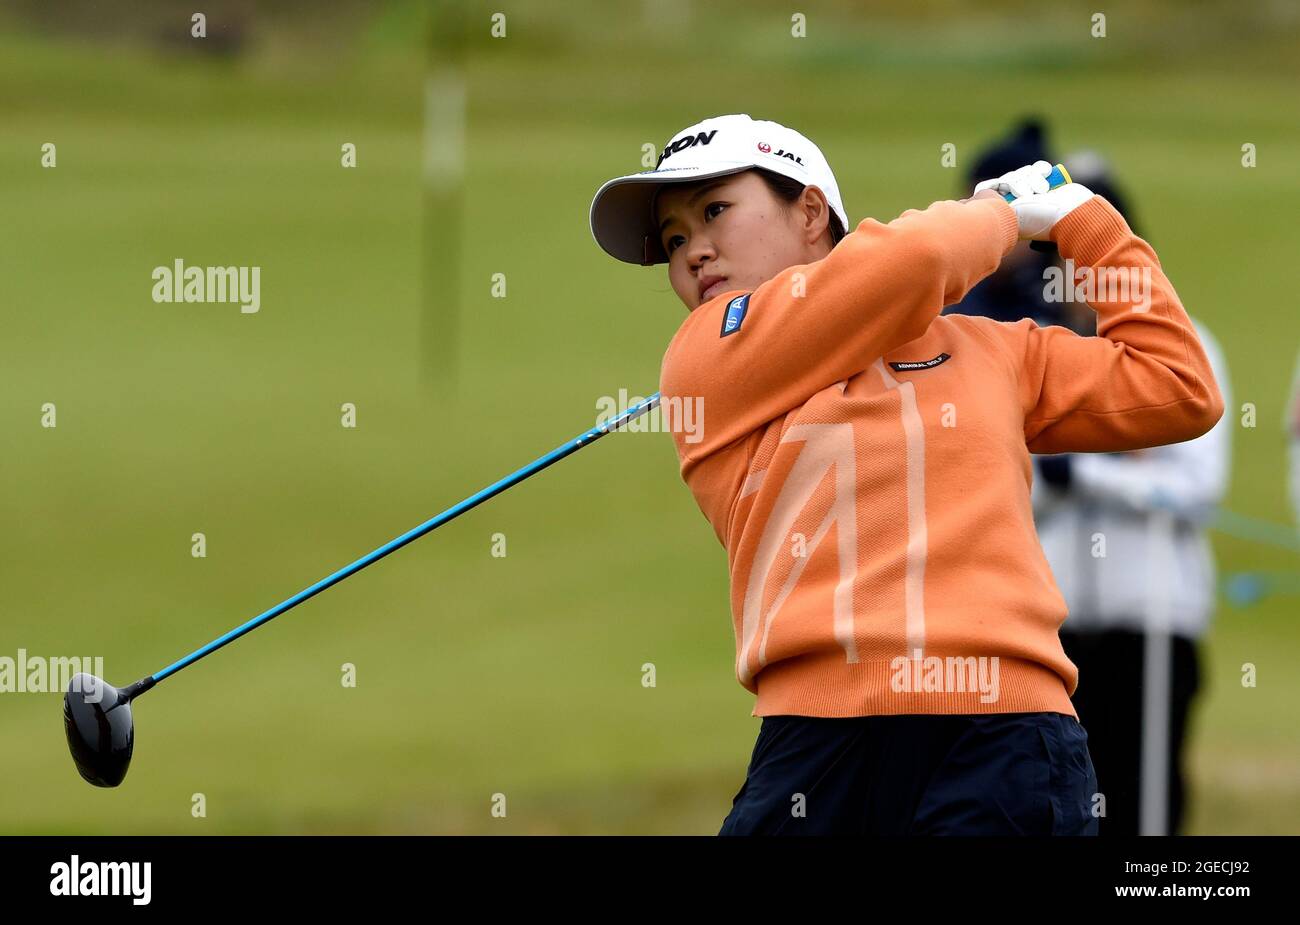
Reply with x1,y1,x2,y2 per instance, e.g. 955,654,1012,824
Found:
974,160,1095,241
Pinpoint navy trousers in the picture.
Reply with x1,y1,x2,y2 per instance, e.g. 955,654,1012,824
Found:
718,711,1098,835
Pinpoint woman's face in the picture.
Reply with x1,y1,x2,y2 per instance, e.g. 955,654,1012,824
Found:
653,171,834,312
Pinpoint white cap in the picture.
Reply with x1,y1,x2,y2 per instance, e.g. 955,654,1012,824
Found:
589,113,849,266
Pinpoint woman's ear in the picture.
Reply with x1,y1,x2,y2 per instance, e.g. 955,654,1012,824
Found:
799,185,833,249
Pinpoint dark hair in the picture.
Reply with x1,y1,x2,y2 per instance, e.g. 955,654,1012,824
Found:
750,167,847,248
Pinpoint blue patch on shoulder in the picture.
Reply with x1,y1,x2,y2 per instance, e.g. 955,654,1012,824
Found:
720,293,752,337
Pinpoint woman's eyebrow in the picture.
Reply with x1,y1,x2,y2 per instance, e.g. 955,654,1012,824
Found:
658,181,728,234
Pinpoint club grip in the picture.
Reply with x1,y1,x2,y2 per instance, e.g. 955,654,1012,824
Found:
1003,163,1072,202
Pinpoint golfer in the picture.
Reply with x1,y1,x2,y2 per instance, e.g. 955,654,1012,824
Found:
588,114,1224,835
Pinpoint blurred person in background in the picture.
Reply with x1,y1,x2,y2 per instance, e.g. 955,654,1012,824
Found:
1031,152,1233,836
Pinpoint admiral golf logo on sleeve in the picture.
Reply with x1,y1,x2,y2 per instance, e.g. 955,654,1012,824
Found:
720,293,751,337
50,855,151,905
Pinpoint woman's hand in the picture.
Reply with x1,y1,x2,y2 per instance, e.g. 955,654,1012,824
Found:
972,161,1095,240
1007,184,1096,240
961,188,1005,204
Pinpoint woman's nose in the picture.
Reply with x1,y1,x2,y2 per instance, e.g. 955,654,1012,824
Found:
688,239,716,269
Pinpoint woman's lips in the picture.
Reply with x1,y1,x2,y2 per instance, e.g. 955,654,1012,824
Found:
699,276,728,301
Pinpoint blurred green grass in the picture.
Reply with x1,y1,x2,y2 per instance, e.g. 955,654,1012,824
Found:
1,2,1297,833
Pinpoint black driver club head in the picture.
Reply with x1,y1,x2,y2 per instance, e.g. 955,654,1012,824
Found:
63,672,136,788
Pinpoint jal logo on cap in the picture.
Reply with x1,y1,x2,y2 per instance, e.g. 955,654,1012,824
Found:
656,129,719,169
757,141,804,166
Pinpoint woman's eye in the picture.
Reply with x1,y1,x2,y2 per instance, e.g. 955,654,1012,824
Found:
665,203,726,255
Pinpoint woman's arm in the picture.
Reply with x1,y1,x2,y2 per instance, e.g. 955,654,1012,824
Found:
1065,322,1232,525
996,197,1224,454
660,196,1018,467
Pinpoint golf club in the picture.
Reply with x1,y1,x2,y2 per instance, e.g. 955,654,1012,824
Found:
64,392,662,788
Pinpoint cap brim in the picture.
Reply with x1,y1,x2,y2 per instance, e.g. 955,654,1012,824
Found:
589,162,755,265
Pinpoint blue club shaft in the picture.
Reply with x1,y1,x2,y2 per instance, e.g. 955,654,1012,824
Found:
146,392,663,688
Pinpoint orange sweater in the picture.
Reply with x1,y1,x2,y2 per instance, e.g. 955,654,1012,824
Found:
659,196,1223,718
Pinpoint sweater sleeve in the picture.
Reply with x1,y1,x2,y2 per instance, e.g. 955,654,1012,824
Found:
994,197,1224,454
1068,321,1233,525
660,196,1019,474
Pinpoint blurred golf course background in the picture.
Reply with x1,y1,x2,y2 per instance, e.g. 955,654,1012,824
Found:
1,0,1297,834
